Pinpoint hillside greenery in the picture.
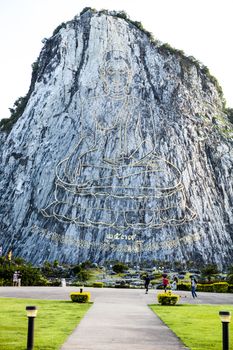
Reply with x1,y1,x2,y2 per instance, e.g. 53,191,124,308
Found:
1,255,233,289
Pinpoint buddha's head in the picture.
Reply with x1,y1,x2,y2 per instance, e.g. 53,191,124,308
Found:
102,50,132,96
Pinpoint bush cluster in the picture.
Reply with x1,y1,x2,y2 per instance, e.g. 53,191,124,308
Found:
213,282,229,293
176,281,231,293
70,292,91,303
92,282,103,288
177,282,190,291
0,257,47,286
157,291,179,305
197,283,214,292
115,281,130,288
112,262,128,274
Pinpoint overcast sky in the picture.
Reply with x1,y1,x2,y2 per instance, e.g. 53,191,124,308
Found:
0,0,232,119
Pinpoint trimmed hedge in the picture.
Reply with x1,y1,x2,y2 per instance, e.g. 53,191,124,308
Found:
151,280,158,286
212,282,229,293
197,282,229,293
157,291,179,305
70,292,91,303
176,282,230,293
115,283,130,288
92,282,104,288
177,282,190,291
197,283,214,292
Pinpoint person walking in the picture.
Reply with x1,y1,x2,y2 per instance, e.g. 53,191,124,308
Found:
162,275,169,292
144,275,151,294
190,276,198,298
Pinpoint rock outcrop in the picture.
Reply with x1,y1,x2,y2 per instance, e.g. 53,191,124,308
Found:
0,9,232,267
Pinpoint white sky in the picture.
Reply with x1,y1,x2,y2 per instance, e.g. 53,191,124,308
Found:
0,0,232,119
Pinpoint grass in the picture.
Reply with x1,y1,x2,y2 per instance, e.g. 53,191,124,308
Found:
0,297,91,350
150,304,233,350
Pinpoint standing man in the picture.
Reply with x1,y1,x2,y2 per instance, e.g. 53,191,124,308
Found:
144,275,151,294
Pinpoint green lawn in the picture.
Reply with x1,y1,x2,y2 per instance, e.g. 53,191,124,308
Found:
0,298,91,350
150,304,233,350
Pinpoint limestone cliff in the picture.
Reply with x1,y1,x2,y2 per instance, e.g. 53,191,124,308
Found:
0,9,232,267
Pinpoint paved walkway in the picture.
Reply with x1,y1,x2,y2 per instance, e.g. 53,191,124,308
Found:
60,288,188,350
1,287,232,349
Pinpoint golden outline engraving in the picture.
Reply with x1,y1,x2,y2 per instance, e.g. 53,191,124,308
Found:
31,225,201,253
41,50,196,230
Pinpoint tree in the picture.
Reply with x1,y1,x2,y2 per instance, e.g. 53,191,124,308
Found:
80,260,92,269
0,258,47,286
201,264,219,282
226,265,233,284
112,262,128,274
76,270,90,282
225,108,233,124
72,264,82,275
53,260,59,268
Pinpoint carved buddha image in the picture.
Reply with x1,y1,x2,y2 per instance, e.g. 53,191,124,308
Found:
41,50,196,229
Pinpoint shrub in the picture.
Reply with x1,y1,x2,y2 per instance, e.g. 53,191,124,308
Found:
80,7,93,16
76,270,91,282
92,282,103,288
52,22,66,36
197,283,214,292
177,282,190,291
72,264,82,275
228,284,233,293
115,282,130,288
225,108,233,124
226,274,233,284
48,279,61,287
114,11,128,20
0,96,28,132
112,262,128,274
35,276,49,286
157,291,179,305
0,260,46,286
80,260,93,269
201,264,219,282
151,280,158,286
212,282,229,293
70,292,91,303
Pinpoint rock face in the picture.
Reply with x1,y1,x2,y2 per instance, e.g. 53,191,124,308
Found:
0,9,232,267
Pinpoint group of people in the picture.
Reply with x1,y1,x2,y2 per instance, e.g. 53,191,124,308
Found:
161,275,179,292
13,271,21,287
144,274,198,298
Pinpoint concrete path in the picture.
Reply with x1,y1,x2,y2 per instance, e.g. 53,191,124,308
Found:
60,288,188,350
1,287,232,349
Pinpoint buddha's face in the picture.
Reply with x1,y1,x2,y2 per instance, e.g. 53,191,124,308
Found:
104,57,131,96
